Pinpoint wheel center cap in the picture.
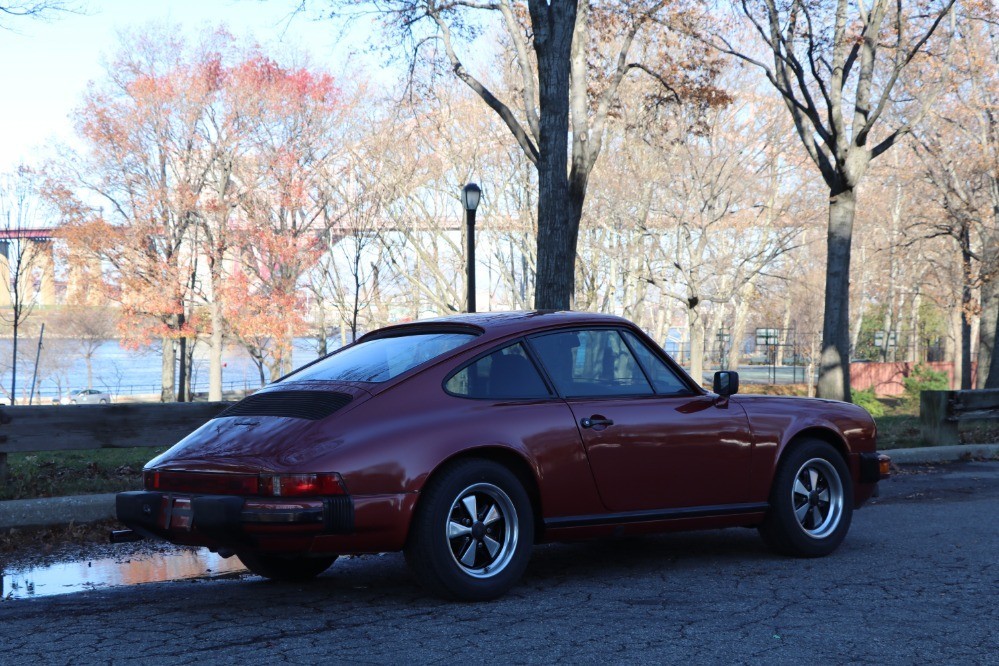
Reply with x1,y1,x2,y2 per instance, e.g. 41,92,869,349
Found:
808,491,818,505
471,522,486,539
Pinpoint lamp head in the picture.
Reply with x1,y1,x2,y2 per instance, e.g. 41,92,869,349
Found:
461,182,481,212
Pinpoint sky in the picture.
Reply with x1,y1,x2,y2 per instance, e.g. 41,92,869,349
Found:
0,0,382,173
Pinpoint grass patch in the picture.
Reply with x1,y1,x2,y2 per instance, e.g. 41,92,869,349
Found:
739,384,810,396
871,398,999,449
0,448,164,501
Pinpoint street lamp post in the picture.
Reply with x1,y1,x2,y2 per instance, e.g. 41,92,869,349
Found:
461,183,481,313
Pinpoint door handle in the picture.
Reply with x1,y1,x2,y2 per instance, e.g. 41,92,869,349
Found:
581,416,614,429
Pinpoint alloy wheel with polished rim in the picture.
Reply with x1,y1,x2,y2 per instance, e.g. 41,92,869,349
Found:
758,439,854,558
790,457,844,539
446,482,519,578
405,458,534,600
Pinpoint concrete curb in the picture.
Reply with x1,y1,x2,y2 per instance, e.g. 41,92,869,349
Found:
1,444,997,530
886,443,999,464
0,493,115,530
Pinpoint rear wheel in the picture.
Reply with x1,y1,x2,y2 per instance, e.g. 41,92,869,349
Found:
237,552,337,582
759,439,853,557
99,399,107,404
405,458,534,601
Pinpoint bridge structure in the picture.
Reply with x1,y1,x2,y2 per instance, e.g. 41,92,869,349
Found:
0,227,59,308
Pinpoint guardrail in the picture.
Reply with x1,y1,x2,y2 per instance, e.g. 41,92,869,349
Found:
920,389,999,446
28,380,257,402
0,402,232,486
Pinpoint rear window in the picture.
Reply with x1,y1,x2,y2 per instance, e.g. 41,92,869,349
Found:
283,332,476,383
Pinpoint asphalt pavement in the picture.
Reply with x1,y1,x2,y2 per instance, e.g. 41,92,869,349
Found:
0,462,996,665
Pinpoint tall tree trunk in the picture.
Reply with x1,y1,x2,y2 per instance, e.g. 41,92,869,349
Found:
315,299,329,358
184,338,195,402
806,332,819,398
849,242,868,358
728,281,755,371
209,300,223,402
909,288,922,363
652,307,667,351
987,296,999,389
978,265,998,388
177,336,187,402
532,1,579,310
947,306,961,389
10,319,17,405
776,296,792,366
850,305,865,359
880,302,893,363
687,304,704,387
176,311,187,402
960,229,973,390
160,336,175,403
818,186,855,402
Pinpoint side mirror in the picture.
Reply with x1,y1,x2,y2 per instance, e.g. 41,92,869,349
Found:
713,371,739,396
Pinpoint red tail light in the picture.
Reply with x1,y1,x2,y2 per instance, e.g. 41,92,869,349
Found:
259,473,346,497
144,470,346,496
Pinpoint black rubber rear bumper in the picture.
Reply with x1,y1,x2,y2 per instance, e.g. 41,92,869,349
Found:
115,491,354,539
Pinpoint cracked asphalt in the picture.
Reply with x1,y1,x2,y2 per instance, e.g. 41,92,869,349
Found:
1,461,996,665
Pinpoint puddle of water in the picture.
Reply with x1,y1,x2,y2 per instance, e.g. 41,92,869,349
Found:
1,549,247,600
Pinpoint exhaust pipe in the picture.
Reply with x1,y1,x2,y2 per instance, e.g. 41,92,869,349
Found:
109,529,144,544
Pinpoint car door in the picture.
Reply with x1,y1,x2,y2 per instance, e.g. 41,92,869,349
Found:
528,328,754,513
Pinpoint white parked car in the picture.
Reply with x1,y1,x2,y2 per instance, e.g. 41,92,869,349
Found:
60,389,111,405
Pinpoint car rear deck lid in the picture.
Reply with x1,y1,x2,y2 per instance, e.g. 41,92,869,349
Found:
216,390,352,421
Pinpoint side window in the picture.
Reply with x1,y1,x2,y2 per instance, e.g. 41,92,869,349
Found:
621,330,692,395
530,329,654,398
445,342,551,400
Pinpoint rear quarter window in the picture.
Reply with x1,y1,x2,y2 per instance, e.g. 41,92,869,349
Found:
445,342,550,400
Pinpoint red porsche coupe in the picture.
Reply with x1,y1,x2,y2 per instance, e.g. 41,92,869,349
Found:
116,311,890,600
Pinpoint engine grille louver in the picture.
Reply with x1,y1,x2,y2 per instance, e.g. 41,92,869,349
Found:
215,390,353,421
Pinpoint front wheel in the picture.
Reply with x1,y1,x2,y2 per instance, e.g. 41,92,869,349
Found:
237,552,337,582
405,458,534,601
759,439,853,557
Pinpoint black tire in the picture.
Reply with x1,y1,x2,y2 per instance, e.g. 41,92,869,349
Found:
759,439,853,557
405,458,534,601
99,399,107,404
237,552,337,582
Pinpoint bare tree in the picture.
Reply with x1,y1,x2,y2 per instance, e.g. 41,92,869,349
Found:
0,1,73,28
324,1,719,309
0,167,47,404
55,305,117,389
706,0,956,401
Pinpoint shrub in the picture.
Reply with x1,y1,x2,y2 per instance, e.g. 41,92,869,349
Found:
852,388,885,417
902,364,950,408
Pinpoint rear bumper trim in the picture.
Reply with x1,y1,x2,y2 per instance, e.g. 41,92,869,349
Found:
115,491,354,538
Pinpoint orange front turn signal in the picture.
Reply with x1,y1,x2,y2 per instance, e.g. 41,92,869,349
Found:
878,454,891,479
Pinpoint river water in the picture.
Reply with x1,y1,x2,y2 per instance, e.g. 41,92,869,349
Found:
3,337,328,403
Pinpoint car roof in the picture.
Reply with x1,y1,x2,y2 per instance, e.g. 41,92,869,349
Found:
361,310,634,343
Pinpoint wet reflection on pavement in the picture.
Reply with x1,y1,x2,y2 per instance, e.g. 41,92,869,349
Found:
2,549,247,600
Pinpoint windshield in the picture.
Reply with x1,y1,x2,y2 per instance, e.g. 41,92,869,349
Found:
283,332,476,384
